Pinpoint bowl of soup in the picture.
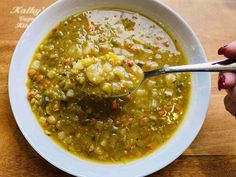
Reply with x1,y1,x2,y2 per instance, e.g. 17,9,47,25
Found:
8,0,211,176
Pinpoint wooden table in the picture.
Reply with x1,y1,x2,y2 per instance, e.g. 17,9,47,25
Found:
0,0,235,176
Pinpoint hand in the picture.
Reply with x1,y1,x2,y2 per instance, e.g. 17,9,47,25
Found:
218,41,236,116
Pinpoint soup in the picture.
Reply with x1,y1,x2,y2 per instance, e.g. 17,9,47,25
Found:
27,9,191,163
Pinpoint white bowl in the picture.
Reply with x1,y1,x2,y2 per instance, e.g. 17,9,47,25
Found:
8,0,211,176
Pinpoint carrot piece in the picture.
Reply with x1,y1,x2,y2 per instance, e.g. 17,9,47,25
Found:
114,119,122,125
143,62,152,70
28,69,37,78
52,28,58,33
36,74,44,82
146,143,155,150
112,99,120,109
90,118,97,126
27,91,35,100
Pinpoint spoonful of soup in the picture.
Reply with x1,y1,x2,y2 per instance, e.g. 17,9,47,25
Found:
73,52,144,97
74,52,236,97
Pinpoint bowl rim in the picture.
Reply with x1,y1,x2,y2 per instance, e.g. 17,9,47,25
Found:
8,0,211,176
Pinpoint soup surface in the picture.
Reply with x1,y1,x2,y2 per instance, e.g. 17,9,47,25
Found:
27,9,191,163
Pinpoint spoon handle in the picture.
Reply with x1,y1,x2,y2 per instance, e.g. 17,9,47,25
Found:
145,58,236,78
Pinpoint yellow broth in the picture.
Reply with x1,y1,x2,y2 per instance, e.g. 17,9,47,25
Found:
27,9,191,163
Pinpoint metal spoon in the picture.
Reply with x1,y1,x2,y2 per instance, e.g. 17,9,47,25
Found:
116,58,236,97
144,58,236,78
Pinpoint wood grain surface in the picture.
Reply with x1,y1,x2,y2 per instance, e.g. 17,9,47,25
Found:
0,0,235,176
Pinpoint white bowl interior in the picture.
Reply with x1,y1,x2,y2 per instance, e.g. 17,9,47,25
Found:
8,0,211,177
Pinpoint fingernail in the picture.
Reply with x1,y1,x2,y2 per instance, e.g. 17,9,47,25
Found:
218,45,228,55
218,74,226,91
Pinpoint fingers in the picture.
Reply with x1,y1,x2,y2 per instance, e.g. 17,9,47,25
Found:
224,95,236,116
227,85,236,101
218,72,236,100
218,41,236,58
220,75,236,116
218,72,236,90
218,41,236,116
